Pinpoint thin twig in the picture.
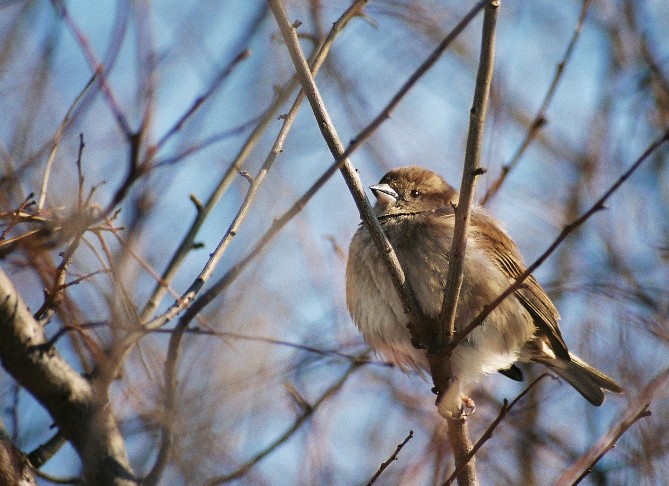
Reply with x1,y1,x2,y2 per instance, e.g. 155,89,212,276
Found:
76,133,85,210
52,0,132,137
0,195,37,244
60,269,108,289
153,117,263,167
134,0,157,172
150,326,386,366
570,405,651,486
33,468,83,485
623,0,669,111
556,367,669,486
155,49,251,151
31,321,108,350
203,362,361,485
480,0,592,205
139,70,295,323
32,233,83,321
367,430,414,486
38,72,97,210
452,126,669,351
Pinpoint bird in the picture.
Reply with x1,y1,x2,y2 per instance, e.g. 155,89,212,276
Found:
345,166,622,410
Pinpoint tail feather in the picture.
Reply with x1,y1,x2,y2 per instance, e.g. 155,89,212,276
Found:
539,353,623,406
568,354,623,393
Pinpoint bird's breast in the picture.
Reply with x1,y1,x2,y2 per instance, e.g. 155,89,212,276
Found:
345,216,452,371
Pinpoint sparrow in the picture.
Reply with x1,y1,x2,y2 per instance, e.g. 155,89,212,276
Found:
346,166,622,407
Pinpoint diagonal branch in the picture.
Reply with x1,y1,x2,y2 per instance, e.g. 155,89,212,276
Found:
269,0,490,336
37,71,97,210
139,72,296,323
52,0,132,138
570,405,650,485
203,362,360,485
452,126,669,351
367,430,414,486
480,0,592,205
268,0,423,321
182,0,488,329
555,367,669,486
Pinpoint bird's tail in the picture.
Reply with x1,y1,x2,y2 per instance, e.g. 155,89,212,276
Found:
541,353,623,406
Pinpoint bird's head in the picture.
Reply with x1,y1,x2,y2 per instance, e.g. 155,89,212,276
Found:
370,166,459,218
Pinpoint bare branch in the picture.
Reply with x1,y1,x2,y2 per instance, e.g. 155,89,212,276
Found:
556,367,669,486
76,133,85,210
0,268,135,484
139,69,295,323
34,468,82,485
150,326,385,367
367,430,414,486
38,72,97,210
443,374,553,485
268,0,421,318
27,431,66,469
480,0,592,205
572,405,650,485
269,0,488,326
452,126,669,351
203,363,361,485
154,49,251,151
32,234,83,321
52,1,132,138
437,0,498,353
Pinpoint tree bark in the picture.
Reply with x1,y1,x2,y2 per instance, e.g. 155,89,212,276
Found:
0,268,134,485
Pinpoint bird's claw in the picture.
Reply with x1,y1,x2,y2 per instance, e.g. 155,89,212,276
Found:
460,395,476,416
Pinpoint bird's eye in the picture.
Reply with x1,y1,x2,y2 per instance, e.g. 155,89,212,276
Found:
410,189,420,198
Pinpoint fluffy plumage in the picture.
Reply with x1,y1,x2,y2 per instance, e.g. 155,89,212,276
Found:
346,166,622,406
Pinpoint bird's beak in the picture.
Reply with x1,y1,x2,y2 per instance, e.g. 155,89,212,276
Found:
370,183,398,207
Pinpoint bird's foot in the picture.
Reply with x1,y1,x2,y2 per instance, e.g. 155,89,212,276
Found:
460,394,475,416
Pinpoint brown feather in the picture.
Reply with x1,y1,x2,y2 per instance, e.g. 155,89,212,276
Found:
471,212,570,360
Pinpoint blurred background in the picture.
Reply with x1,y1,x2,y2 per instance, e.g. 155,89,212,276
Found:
1,0,668,484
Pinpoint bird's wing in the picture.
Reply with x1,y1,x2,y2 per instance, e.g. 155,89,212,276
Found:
471,211,570,360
